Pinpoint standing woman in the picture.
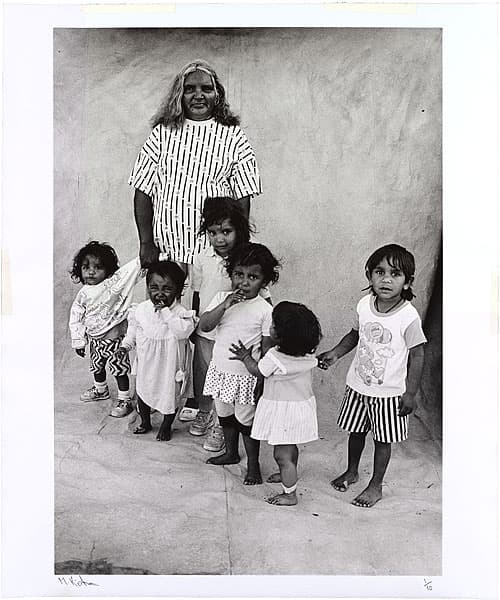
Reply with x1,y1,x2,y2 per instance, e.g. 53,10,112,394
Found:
129,60,262,270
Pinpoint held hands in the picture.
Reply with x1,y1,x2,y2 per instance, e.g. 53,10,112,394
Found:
223,289,246,310
116,346,129,359
75,347,86,358
317,349,338,370
398,392,416,417
229,340,253,362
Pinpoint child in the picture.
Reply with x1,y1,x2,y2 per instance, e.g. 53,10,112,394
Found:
120,261,197,441
199,242,280,485
180,197,271,451
317,244,427,508
129,60,262,270
69,241,147,418
229,301,322,506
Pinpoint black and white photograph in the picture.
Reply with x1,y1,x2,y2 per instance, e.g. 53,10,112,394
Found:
1,2,498,598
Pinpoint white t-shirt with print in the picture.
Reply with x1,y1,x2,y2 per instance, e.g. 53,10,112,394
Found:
205,291,272,376
346,294,427,397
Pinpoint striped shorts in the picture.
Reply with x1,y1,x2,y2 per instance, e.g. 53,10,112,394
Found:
337,385,408,443
89,337,130,377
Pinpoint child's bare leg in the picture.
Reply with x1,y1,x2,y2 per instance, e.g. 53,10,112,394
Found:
134,395,152,434
93,369,106,383
207,415,240,465
240,423,262,485
331,431,366,491
267,445,298,505
156,410,177,441
116,374,129,391
352,440,391,508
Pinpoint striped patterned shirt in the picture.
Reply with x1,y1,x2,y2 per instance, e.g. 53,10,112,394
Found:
129,119,262,264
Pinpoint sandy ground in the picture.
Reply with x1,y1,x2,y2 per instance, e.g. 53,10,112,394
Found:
55,355,441,576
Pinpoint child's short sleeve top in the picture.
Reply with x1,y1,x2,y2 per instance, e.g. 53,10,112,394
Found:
128,120,262,264
258,348,318,402
346,294,427,397
205,291,272,375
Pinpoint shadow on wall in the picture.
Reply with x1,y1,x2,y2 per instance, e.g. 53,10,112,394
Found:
419,239,442,441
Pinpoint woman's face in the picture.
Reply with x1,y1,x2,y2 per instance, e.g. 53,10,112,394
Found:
182,70,217,121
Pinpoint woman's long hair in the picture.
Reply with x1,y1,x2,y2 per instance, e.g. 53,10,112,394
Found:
150,60,240,129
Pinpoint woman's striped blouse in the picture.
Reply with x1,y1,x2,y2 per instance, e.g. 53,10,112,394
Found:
129,119,262,264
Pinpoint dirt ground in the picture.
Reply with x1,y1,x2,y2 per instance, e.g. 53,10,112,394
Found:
55,355,441,576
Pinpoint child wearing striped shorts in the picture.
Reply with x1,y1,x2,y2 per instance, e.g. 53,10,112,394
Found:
318,244,427,508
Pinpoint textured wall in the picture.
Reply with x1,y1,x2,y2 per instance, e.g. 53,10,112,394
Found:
54,28,442,430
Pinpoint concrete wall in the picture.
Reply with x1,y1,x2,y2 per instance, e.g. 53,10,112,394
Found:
54,28,442,431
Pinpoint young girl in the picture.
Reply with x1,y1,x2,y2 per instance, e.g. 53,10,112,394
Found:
129,60,262,269
120,261,197,441
230,301,322,506
69,241,147,418
181,197,271,451
317,244,427,508
199,242,280,485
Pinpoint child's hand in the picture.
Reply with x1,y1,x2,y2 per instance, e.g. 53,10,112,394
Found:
229,340,252,362
317,350,337,370
116,346,129,359
75,347,85,358
398,392,416,417
224,289,246,310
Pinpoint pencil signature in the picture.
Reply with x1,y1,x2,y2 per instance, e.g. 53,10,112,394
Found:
58,575,99,587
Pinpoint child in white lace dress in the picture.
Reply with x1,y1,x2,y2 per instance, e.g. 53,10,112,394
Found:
120,261,197,441
230,301,322,505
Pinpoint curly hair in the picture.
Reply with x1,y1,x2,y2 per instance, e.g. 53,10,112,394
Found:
225,242,281,287
146,260,187,300
364,243,416,300
199,196,254,245
150,60,240,130
70,241,119,284
272,301,322,357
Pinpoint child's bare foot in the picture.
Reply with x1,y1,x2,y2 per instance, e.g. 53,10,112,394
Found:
156,424,172,441
351,483,382,508
206,452,240,465
133,424,152,435
266,472,281,483
244,467,262,485
331,470,359,491
266,491,297,506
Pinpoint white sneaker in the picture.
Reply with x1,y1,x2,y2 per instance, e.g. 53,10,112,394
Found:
203,425,225,452
178,407,199,422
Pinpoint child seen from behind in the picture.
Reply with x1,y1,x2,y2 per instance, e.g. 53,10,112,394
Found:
230,301,322,506
318,244,427,508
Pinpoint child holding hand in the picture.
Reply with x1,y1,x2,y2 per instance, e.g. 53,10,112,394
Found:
230,301,322,506
120,261,197,442
318,244,427,508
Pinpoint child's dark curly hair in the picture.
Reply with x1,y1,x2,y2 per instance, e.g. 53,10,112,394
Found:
364,243,416,300
199,196,254,245
225,242,281,287
272,301,322,356
70,241,119,284
146,260,187,299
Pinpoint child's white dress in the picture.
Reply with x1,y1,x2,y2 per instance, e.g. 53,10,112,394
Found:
121,300,197,415
251,347,319,445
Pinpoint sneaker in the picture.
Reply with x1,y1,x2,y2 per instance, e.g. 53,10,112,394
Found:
203,425,225,452
80,385,110,402
189,411,214,436
178,407,199,422
109,399,132,418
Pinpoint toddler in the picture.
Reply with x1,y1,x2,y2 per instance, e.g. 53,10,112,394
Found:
120,261,197,441
230,301,322,506
199,242,280,485
318,244,427,508
180,196,271,451
69,241,146,417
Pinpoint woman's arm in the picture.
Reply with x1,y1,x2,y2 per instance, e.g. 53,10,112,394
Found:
317,328,359,370
134,189,160,267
